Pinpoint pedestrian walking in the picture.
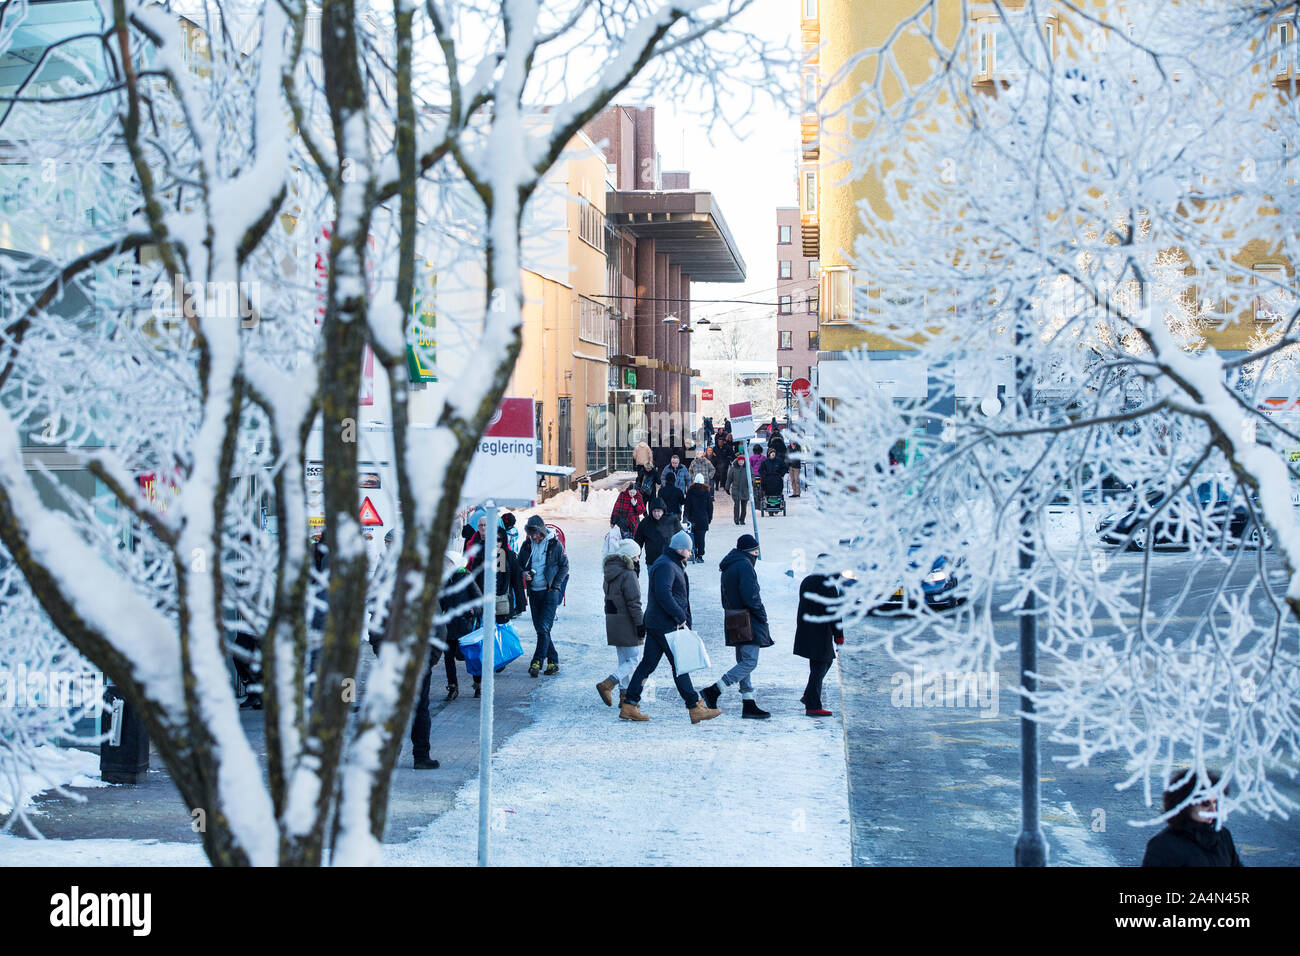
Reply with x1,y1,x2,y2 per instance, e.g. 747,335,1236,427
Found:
658,473,686,519
410,553,462,768
748,443,765,478
633,498,683,569
611,482,648,537
633,439,658,497
661,453,690,497
518,514,569,677
438,562,481,700
683,473,714,563
619,531,722,724
794,558,844,716
596,539,645,709
768,426,786,462
688,447,716,487
1142,771,1244,867
787,440,803,497
501,512,520,552
699,534,772,718
727,454,751,524
759,448,786,499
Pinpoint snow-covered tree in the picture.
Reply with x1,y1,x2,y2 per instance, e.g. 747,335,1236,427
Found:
0,0,782,864
808,0,1300,824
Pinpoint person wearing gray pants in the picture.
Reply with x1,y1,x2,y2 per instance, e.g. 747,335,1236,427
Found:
699,534,773,718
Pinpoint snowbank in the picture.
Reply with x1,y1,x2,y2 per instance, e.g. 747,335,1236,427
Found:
0,745,106,817
527,487,620,521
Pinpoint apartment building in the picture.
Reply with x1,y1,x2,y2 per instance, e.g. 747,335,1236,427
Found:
776,206,819,384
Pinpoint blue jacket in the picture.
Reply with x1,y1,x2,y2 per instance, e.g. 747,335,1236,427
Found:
661,463,690,494
644,552,691,633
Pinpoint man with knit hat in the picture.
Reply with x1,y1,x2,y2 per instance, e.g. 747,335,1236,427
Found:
519,514,569,677
699,534,773,719
619,530,722,724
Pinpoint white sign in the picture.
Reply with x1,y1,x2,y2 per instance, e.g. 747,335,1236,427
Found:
729,401,755,440
462,398,537,508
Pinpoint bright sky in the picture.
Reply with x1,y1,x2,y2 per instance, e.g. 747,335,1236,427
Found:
646,0,800,337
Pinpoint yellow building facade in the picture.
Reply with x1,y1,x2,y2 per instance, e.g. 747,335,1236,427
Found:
509,133,613,493
802,0,1295,370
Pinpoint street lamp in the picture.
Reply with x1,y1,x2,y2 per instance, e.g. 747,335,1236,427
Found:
662,313,679,324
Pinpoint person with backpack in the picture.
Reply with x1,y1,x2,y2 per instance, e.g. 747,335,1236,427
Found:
596,539,645,709
634,498,684,570
699,534,772,719
618,531,721,724
518,514,569,677
683,474,714,563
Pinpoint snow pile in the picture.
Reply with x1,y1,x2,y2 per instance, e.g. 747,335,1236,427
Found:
0,745,105,817
593,471,636,491
528,487,619,520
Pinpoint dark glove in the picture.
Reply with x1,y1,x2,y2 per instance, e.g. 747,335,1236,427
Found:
636,624,646,639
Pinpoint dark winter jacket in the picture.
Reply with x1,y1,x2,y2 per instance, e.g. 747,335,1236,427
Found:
603,553,644,647
439,566,482,660
634,507,684,568
759,456,786,496
768,432,786,460
658,481,685,518
1141,823,1244,867
644,551,692,634
634,463,658,497
794,572,843,662
469,542,527,623
726,461,751,501
718,548,772,647
517,532,569,595
661,463,690,494
684,484,714,530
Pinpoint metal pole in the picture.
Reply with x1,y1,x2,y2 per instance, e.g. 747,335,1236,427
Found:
478,501,497,867
1012,315,1048,867
743,439,761,559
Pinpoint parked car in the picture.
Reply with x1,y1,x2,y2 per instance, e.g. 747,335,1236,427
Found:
840,522,964,612
1095,478,1265,550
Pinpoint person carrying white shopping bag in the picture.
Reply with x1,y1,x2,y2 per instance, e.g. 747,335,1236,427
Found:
620,531,722,724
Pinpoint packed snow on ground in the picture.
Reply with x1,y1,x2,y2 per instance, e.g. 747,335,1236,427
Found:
0,832,206,865
0,745,106,817
388,494,852,866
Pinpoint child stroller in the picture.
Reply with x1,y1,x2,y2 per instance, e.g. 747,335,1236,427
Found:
756,474,786,516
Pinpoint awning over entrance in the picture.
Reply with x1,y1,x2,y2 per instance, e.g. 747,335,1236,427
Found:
605,190,746,283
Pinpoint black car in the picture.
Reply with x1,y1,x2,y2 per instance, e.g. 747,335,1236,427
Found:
1095,479,1263,550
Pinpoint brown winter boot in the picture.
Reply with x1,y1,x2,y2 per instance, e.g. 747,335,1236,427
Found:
689,700,722,724
596,677,618,707
619,701,650,721
618,688,627,708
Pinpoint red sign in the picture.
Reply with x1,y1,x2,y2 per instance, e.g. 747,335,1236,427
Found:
791,377,812,399
485,398,535,438
359,496,383,526
729,401,752,419
701,388,714,401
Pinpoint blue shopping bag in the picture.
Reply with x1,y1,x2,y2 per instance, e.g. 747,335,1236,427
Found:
461,622,524,676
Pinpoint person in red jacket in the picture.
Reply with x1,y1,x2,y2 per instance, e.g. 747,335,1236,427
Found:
611,482,648,537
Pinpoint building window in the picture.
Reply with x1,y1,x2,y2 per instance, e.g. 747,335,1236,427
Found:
779,295,792,315
809,259,820,278
803,0,817,20
807,294,818,315
779,260,792,279
779,331,793,350
802,72,818,111
1254,263,1294,323
778,224,792,244
804,170,817,217
578,295,607,344
579,199,605,252
822,266,853,323
808,330,819,350
780,365,793,380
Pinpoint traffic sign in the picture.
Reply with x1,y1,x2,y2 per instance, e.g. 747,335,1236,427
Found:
359,496,383,526
701,388,714,401
462,397,538,508
729,401,755,440
791,377,812,399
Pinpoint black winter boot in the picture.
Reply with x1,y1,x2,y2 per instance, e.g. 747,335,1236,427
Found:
700,683,722,710
741,698,770,720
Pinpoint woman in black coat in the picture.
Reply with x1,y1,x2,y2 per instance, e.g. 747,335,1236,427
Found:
683,475,714,563
794,565,844,717
1142,771,1243,867
759,449,786,498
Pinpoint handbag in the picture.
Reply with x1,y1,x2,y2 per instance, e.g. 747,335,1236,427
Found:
664,625,711,675
724,609,754,646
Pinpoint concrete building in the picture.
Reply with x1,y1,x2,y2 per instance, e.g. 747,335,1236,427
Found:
586,105,747,468
776,206,819,385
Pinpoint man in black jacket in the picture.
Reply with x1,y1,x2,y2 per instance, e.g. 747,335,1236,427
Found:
634,499,683,570
794,557,843,716
699,535,773,719
1142,771,1244,867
